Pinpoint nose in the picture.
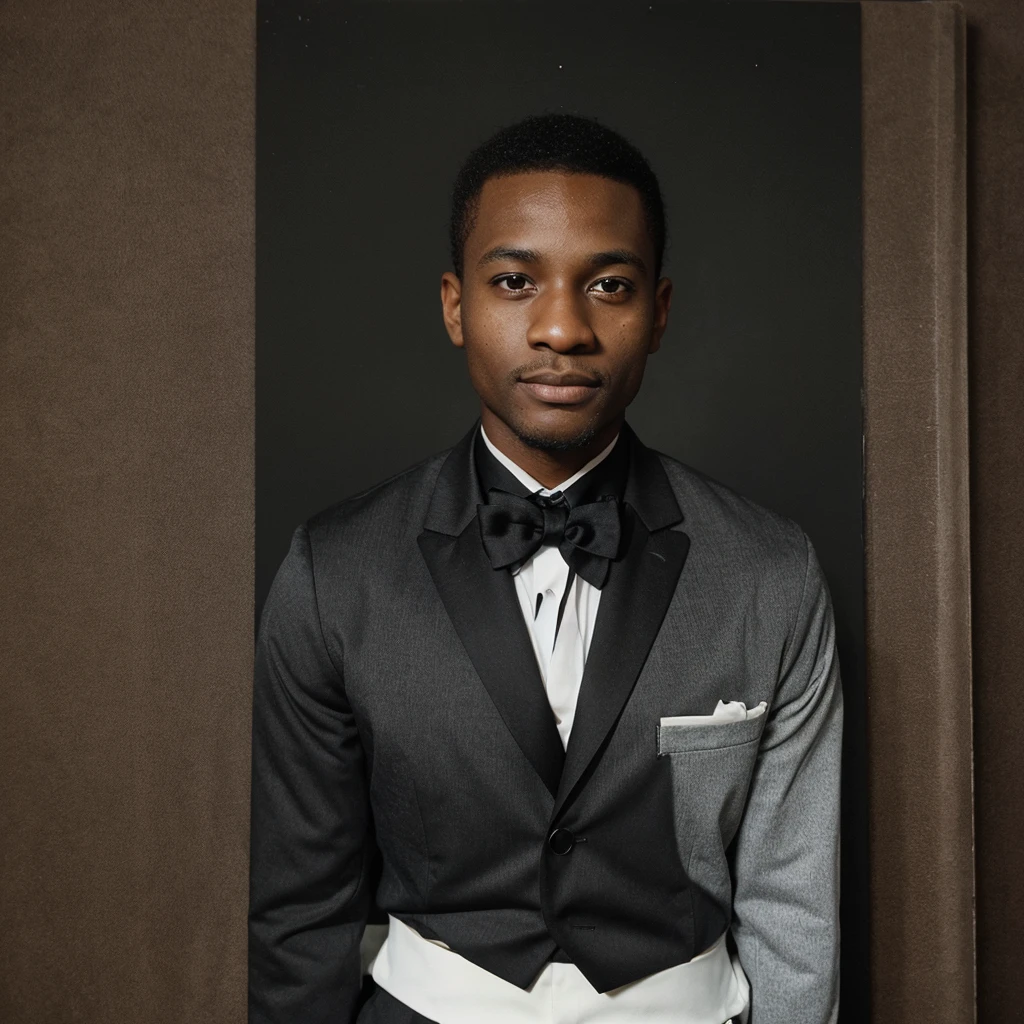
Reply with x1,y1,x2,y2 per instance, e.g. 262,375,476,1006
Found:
525,285,596,353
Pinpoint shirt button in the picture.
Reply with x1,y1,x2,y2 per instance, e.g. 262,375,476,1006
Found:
548,828,576,855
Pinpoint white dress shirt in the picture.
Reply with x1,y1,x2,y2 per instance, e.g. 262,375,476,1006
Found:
478,424,618,747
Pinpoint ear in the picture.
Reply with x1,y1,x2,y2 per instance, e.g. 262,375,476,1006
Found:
440,271,464,348
649,277,673,354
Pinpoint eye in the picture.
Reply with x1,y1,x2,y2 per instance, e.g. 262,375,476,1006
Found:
589,277,633,296
494,273,533,293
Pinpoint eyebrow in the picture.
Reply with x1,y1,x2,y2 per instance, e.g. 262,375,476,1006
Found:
477,246,540,267
476,246,648,274
587,249,648,274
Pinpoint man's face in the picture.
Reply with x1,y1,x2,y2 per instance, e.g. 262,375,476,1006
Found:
440,171,672,452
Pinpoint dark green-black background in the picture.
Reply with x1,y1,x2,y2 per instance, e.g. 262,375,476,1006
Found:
257,1,866,1017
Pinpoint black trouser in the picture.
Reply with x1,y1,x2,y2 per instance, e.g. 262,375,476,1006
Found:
356,977,438,1024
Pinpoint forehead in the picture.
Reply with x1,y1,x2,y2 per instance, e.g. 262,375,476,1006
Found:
468,171,651,260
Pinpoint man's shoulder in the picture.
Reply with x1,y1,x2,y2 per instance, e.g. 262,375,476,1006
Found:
652,447,810,569
303,445,451,549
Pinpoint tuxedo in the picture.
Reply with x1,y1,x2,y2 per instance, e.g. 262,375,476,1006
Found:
248,420,842,1024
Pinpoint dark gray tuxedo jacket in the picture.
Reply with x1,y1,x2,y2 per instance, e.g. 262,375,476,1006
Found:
248,420,842,1024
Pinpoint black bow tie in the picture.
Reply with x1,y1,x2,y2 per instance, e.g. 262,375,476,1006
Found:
477,488,623,589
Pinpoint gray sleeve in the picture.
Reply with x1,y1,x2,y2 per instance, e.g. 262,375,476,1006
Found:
730,534,843,1024
248,523,375,1024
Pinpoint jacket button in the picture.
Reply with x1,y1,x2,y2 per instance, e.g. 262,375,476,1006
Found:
548,827,575,855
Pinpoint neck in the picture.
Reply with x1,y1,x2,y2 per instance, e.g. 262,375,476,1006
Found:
479,409,623,489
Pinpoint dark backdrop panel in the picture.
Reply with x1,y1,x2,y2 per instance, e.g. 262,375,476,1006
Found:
256,0,865,1016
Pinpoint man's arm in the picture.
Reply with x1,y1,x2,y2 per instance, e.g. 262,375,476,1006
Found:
730,534,843,1024
249,523,375,1024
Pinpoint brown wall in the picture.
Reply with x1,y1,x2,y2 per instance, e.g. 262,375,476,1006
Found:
0,4,253,1022
0,1,1020,1021
861,3,1024,1017
862,5,974,1020
960,1,1024,1020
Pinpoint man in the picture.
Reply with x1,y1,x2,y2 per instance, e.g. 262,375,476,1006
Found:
249,113,842,1024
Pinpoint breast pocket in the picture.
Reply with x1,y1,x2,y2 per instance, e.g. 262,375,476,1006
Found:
656,712,767,755
656,711,768,912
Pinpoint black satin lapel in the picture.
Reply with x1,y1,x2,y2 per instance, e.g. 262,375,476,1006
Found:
554,514,690,812
417,523,565,797
422,421,484,537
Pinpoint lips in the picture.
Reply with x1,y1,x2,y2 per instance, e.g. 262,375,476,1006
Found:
519,371,601,387
517,371,601,406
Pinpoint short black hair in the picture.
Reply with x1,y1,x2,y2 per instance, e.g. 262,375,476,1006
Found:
449,113,666,279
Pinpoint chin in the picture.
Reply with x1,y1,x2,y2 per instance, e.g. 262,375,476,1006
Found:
512,417,602,453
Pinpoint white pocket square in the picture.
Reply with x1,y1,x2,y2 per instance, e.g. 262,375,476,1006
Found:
660,699,768,728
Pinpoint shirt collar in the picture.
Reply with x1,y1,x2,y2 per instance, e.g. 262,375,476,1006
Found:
479,424,620,497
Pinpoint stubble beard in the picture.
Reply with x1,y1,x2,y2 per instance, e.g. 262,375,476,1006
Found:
513,418,602,452
497,393,607,453
493,361,612,452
